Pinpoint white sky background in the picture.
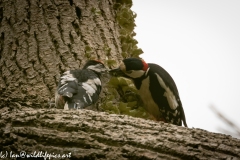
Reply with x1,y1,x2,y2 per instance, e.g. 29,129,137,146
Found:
131,0,240,138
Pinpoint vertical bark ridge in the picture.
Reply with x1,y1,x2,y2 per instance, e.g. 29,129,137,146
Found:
27,0,56,104
98,0,123,62
0,0,123,107
0,0,32,106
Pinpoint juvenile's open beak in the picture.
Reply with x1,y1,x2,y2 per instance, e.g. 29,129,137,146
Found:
101,67,109,75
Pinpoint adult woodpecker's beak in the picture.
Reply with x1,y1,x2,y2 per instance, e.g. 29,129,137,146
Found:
109,68,125,77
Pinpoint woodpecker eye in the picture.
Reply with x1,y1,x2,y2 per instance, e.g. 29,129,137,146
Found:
126,70,132,74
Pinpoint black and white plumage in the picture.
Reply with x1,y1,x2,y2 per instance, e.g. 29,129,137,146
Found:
110,58,187,127
55,60,107,110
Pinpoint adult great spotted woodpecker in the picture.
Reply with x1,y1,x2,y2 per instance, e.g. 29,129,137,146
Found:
55,60,108,110
110,58,187,127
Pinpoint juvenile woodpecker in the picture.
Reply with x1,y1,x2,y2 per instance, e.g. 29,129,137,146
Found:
110,58,187,127
55,60,107,110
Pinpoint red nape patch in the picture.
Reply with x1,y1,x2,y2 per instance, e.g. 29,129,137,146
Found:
141,59,149,71
94,60,103,64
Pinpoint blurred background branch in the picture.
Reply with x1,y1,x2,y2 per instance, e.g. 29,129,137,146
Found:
210,105,240,139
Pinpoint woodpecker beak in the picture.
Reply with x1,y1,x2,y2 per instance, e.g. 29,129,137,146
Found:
109,68,125,77
101,67,109,74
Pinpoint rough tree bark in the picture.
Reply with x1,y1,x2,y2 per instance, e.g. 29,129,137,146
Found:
0,0,240,160
0,0,123,107
1,107,240,160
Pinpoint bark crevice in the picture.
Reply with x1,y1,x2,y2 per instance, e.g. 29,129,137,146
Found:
1,108,239,159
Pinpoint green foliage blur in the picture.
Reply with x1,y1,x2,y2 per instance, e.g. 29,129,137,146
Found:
97,0,152,120
101,76,152,119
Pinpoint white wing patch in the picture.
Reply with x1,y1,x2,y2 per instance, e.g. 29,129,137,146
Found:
58,83,68,92
82,78,101,96
173,109,178,116
83,96,87,103
82,83,95,96
93,78,101,85
155,74,178,110
88,94,92,102
60,71,77,84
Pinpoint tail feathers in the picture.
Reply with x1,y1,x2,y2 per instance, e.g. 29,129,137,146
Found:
64,100,86,110
180,105,188,127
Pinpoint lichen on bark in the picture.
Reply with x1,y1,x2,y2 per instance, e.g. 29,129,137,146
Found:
98,0,150,120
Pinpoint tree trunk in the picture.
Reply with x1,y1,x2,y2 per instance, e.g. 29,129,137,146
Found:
0,0,123,107
1,107,240,160
0,0,240,159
